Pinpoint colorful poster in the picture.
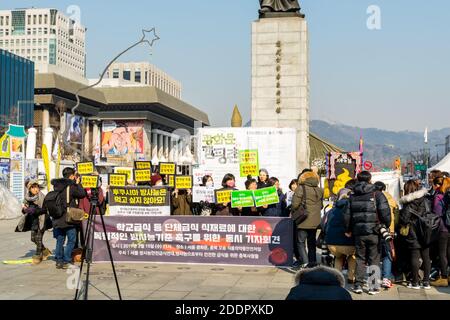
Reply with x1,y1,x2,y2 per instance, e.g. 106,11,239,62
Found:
192,186,215,203
101,121,144,163
24,160,39,182
239,150,259,177
108,187,170,216
326,152,363,197
0,158,10,183
215,189,232,204
134,169,151,183
109,174,127,187
253,187,280,207
90,216,294,267
196,128,297,191
76,162,94,175
231,190,255,208
65,113,84,144
81,175,99,189
134,161,152,170
0,133,10,158
175,176,193,190
159,162,176,175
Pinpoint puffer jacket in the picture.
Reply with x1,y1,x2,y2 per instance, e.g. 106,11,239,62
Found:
264,190,287,217
50,178,87,229
291,171,324,229
344,181,391,237
399,188,431,249
433,192,448,233
325,199,354,246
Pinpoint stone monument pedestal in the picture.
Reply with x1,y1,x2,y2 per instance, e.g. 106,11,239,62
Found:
251,16,310,172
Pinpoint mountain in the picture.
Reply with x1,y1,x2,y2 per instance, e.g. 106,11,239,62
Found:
310,120,450,168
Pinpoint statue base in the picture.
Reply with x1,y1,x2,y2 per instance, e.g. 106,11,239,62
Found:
259,11,305,19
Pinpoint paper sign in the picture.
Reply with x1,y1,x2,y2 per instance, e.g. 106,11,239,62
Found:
231,190,255,208
175,176,193,190
108,174,127,187
114,167,134,183
134,169,152,183
159,162,176,175
167,175,175,188
215,189,232,204
239,150,259,177
192,186,215,203
135,161,152,170
77,162,94,175
253,187,280,207
81,175,99,189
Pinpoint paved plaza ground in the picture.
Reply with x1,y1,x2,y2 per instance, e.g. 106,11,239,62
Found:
1,218,449,300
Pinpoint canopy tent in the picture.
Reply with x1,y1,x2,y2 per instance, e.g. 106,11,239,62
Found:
371,171,403,205
428,153,450,174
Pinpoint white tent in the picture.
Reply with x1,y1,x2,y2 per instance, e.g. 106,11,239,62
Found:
429,153,450,173
371,171,403,205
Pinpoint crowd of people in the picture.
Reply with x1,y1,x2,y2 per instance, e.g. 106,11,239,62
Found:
17,165,450,296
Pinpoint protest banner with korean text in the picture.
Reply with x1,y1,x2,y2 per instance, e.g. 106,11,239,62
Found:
239,150,259,177
108,186,170,216
108,174,127,187
114,167,134,183
134,169,152,183
76,162,94,175
253,187,280,207
90,216,293,267
215,189,232,204
231,190,255,208
175,176,193,190
134,161,152,170
192,186,215,203
159,162,176,175
81,175,99,189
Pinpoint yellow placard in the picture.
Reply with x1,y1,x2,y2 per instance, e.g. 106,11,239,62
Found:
81,175,99,189
134,169,151,183
215,190,232,204
135,161,152,170
114,167,134,183
159,162,176,175
167,175,175,188
109,174,127,187
174,176,193,190
77,162,94,175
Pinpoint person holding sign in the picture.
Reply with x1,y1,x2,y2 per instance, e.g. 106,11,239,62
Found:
264,177,288,217
241,176,263,217
215,174,241,216
172,188,193,215
193,175,216,216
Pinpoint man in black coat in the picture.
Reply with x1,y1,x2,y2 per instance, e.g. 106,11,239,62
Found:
51,167,87,269
344,171,391,295
286,266,352,300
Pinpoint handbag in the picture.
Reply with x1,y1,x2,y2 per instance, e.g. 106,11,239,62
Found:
291,185,308,226
65,187,85,224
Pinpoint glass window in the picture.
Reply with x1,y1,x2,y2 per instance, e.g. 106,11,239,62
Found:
135,69,141,83
39,15,42,24
6,16,9,25
33,15,36,24
44,15,48,24
0,17,3,26
123,70,131,81
27,15,30,25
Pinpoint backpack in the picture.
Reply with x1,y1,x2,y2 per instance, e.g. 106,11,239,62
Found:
408,204,441,247
44,187,67,219
443,192,450,229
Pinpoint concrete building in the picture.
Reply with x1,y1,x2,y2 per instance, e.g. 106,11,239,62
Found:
0,49,35,128
107,62,182,99
0,8,86,77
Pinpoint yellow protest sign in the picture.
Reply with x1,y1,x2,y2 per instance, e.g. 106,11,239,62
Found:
134,161,152,170
134,169,151,183
76,162,94,175
159,162,176,175
114,167,134,183
239,150,259,177
108,174,127,187
81,175,99,189
215,189,232,204
167,175,175,188
175,176,193,190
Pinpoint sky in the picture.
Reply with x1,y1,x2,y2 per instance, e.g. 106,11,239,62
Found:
2,0,450,131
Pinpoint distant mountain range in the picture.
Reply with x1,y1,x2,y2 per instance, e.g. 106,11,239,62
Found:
310,120,450,167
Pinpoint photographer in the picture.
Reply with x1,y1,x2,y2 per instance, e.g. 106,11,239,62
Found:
344,171,391,295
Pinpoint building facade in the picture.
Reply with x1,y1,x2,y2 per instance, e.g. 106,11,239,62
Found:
0,8,86,76
0,49,34,128
107,62,182,99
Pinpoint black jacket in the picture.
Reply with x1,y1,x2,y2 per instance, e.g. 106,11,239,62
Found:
51,178,87,229
399,188,430,249
286,267,352,301
344,181,391,237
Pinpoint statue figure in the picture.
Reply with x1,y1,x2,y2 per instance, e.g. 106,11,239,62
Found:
259,0,304,18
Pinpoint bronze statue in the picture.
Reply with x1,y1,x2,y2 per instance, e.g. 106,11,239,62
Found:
259,0,304,18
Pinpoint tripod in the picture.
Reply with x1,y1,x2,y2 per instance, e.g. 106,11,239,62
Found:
74,192,122,300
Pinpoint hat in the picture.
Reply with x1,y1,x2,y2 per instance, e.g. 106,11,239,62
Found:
151,174,163,186
26,179,40,190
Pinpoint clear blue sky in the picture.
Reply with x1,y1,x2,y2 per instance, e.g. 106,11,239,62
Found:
3,0,450,131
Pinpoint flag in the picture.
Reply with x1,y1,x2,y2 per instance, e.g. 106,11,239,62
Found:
359,134,364,154
42,144,51,191
424,127,428,144
0,133,10,158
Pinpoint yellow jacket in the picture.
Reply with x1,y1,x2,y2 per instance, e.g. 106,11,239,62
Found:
383,191,398,233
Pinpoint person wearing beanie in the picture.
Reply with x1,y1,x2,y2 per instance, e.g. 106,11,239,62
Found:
22,180,52,265
151,174,164,186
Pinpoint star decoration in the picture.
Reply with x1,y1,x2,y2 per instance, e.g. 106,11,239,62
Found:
141,28,160,48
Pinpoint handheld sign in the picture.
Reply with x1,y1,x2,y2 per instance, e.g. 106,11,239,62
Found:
114,167,134,183
159,162,176,175
253,187,280,207
108,173,127,187
81,175,99,189
134,169,152,183
166,175,175,188
239,150,259,177
215,189,232,204
175,176,193,190
231,190,255,208
76,162,94,175
134,161,152,170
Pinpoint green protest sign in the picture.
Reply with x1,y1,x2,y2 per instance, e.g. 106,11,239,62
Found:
253,187,279,207
231,190,255,208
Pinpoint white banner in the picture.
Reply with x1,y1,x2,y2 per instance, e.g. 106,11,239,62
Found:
192,186,215,203
109,206,170,217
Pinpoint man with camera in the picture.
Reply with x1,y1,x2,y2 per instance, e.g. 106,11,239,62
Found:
344,171,391,295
